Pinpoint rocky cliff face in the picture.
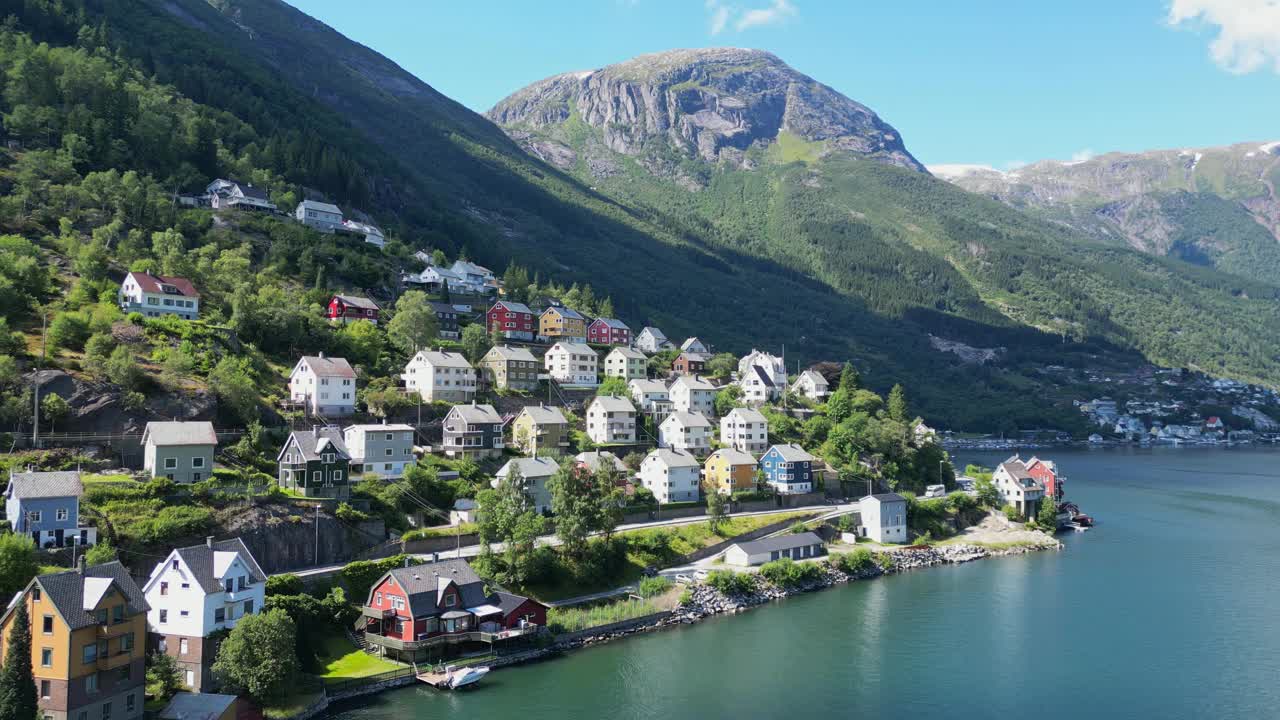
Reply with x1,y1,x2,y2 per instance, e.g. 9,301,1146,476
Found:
488,48,923,174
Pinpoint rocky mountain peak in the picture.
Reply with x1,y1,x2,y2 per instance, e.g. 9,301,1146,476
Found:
487,47,923,172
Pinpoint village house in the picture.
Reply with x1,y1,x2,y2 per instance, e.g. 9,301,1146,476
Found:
703,448,758,495
450,260,499,295
604,347,647,381
0,561,148,720
207,180,276,212
538,306,587,342
430,302,461,339
450,499,478,525
586,395,637,445
575,450,629,474
142,421,217,484
442,402,505,459
294,199,344,232
358,558,546,662
993,456,1047,518
487,301,536,340
494,457,559,514
681,337,711,354
672,352,709,376
344,423,416,479
638,448,701,504
720,407,769,455
479,345,541,392
402,350,476,403
277,427,352,498
326,295,381,325
791,369,831,401
142,538,266,691
670,374,717,416
659,411,712,455
635,326,674,354
4,470,96,547
725,532,824,566
288,354,356,416
629,379,672,417
758,444,817,495
1022,456,1065,501
405,264,462,293
545,341,598,386
587,317,632,346
858,493,908,543
738,350,787,404
337,219,385,248
119,272,200,320
510,404,570,456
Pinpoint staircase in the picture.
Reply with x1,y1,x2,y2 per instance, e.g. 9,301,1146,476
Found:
347,629,375,654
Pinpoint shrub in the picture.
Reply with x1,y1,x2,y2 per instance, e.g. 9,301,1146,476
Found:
265,574,303,597
704,569,754,596
637,575,672,598
678,590,692,607
788,521,809,534
875,552,895,571
758,558,823,589
334,502,371,523
1002,504,1021,522
830,547,874,574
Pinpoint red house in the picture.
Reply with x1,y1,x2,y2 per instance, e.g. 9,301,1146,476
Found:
587,317,631,346
327,295,381,325
1024,456,1064,501
360,558,545,661
486,301,536,341
672,352,708,375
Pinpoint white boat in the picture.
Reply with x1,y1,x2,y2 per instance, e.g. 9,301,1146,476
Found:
445,665,490,689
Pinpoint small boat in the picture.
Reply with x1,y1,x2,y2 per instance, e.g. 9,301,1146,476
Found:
445,665,490,689
1073,513,1094,527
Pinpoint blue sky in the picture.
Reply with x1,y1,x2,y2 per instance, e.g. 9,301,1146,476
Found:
291,0,1280,169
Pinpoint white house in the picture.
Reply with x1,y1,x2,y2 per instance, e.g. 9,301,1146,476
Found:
288,354,356,416
720,407,769,454
993,457,1046,518
635,327,674,354
738,350,787,388
858,493,908,543
295,199,344,232
629,379,672,416
343,423,415,479
680,337,710,354
119,272,200,320
792,370,830,401
338,219,385,248
493,457,559,514
143,537,267,691
658,411,712,455
545,341,598,386
207,180,276,212
402,350,476,403
638,448,701,504
603,347,647,381
142,421,218,484
586,395,637,445
670,375,717,416
724,532,824,567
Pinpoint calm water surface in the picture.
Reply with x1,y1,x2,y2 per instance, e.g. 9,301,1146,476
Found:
330,447,1280,719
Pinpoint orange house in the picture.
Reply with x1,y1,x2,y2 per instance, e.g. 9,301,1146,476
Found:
703,448,758,495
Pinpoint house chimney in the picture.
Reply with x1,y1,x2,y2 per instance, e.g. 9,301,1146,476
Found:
318,351,325,359
206,536,214,548
77,555,87,574
313,426,320,439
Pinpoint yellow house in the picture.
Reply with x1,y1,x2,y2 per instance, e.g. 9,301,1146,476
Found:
0,561,149,720
703,448,758,495
510,404,570,456
539,306,587,341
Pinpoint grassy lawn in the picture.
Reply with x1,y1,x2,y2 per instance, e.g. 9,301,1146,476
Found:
402,522,477,541
262,689,325,720
546,588,683,634
82,473,136,484
315,635,404,685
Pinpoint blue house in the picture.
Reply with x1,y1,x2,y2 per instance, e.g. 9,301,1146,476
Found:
758,444,818,495
3,470,96,548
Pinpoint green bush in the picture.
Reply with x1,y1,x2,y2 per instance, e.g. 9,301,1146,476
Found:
1002,504,1022,522
758,558,823,589
829,547,874,574
875,552,895,571
265,574,303,597
334,502,371,523
788,521,809,534
704,569,754,596
637,576,672,598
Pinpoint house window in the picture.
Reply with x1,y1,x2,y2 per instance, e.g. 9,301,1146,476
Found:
375,592,382,606
41,680,51,699
333,471,343,481
56,508,69,521
159,610,167,623
41,648,52,666
443,594,456,608
192,457,205,468
120,633,133,652
95,609,108,626
101,701,111,720
83,643,97,664
179,638,188,654
112,605,124,624
126,695,135,714
214,608,225,623
164,458,177,470
192,473,201,482
244,599,254,615
42,615,53,633
27,510,41,523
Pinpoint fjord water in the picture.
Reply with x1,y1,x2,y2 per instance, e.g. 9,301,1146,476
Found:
330,448,1280,719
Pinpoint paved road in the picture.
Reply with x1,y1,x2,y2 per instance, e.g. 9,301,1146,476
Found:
281,503,849,579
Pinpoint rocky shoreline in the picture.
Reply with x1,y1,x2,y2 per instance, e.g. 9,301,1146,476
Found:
554,540,1061,650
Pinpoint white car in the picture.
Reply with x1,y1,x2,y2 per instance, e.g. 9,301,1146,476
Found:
675,573,694,584
693,569,710,580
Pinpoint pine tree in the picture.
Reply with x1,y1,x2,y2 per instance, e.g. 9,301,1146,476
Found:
888,383,908,422
839,362,860,392
0,601,38,720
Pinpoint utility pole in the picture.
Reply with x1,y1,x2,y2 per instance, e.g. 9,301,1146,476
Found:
33,311,46,449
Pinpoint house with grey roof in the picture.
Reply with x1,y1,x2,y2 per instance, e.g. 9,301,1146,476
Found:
629,378,673,417
858,493,908,543
289,353,357,416
511,404,570,456
604,347,647,380
575,450,629,474
208,180,276,212
402,350,476,403
635,326,674,354
545,341,597,385
4,469,96,547
344,423,416,479
680,337,710,354
586,395,637,444
792,369,830,401
479,345,541,391
494,457,559,514
294,199,344,232
670,374,717,416
142,421,217,484
724,531,825,566
638,448,701,504
993,456,1046,519
720,407,769,454
758,444,818,495
659,411,712,455
442,402,505,459
276,426,352,497
143,538,266,691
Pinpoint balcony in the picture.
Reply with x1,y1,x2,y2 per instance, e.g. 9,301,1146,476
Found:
96,648,135,671
364,625,539,652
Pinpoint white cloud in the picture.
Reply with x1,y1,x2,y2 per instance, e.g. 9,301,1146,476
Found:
1167,0,1280,74
706,0,796,35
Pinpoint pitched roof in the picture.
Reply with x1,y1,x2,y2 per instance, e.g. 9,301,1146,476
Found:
673,375,716,391
497,456,559,480
493,300,533,315
725,407,767,424
519,404,568,425
768,444,815,462
575,451,628,472
639,326,667,340
5,470,83,499
543,305,585,320
27,562,149,631
665,411,711,428
429,301,456,314
344,423,414,433
607,347,646,360
590,395,635,414
126,272,200,299
493,590,535,615
143,421,217,447
413,350,473,369
678,351,710,363
296,355,356,378
864,492,907,504
334,295,379,310
448,403,503,425
646,448,699,468
230,183,269,201
549,341,596,356
383,559,489,618
451,260,493,277
592,317,629,330
796,369,829,387
160,693,238,720
161,538,267,595
681,337,708,351
629,379,669,395
708,448,757,465
750,365,776,387
280,427,350,462
298,199,343,215
731,531,823,556
485,345,538,363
